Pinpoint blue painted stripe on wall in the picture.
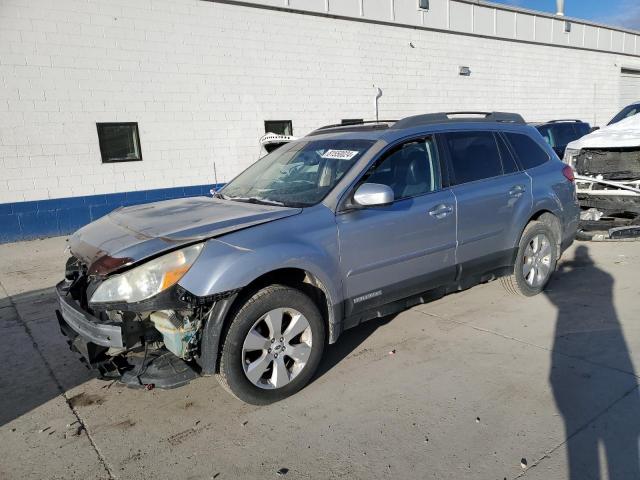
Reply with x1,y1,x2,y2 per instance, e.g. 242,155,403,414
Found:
0,184,222,244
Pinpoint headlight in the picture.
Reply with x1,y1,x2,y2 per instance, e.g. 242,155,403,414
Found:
563,148,579,167
90,244,204,304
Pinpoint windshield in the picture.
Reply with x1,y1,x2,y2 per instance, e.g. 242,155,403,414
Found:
219,138,376,207
608,105,640,125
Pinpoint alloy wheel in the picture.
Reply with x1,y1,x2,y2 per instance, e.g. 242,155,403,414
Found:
241,308,312,389
522,233,552,287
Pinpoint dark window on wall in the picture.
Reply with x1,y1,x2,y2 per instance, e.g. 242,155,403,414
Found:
97,123,142,163
341,119,364,125
264,120,293,136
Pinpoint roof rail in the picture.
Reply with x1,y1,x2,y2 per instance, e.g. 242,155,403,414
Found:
307,120,398,137
393,111,525,129
546,119,583,123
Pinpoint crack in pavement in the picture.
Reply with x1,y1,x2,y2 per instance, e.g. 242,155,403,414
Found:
415,309,640,479
0,280,116,480
513,385,640,479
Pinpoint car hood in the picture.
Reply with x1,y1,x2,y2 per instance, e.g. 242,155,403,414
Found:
68,196,302,275
567,114,640,150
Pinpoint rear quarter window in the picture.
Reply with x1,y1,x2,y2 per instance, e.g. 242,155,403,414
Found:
504,133,550,170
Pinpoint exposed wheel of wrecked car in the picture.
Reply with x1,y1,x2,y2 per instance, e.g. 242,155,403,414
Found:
217,285,325,404
501,221,558,296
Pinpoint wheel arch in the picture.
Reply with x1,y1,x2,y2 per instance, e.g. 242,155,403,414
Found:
526,210,562,257
229,267,336,342
200,266,341,375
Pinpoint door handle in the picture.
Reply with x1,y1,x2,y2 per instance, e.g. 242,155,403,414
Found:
429,204,453,219
508,185,526,197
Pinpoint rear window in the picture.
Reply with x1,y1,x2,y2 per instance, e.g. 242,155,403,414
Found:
442,131,503,185
504,133,550,170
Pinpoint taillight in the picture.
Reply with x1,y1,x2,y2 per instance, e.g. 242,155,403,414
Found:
562,165,575,182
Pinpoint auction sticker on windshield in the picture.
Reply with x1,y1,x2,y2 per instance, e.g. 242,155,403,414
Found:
321,150,360,160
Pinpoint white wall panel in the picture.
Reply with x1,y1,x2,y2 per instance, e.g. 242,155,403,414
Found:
496,10,515,38
290,0,325,12
449,1,472,33
624,34,636,55
422,0,447,29
330,0,361,17
473,5,494,36
567,22,584,48
515,13,534,41
552,19,568,44
599,29,612,50
535,16,552,43
393,0,421,26
584,25,598,49
612,31,625,52
362,0,391,21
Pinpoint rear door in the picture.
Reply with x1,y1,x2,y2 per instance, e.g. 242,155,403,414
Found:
336,136,457,318
438,130,532,273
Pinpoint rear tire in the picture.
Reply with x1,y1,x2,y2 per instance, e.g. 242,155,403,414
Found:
216,284,325,405
501,221,558,297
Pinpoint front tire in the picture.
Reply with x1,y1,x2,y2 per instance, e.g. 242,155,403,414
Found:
501,221,558,297
216,284,325,404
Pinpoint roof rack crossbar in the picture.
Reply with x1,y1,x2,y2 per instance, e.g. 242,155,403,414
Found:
314,120,398,131
307,120,398,137
393,111,525,129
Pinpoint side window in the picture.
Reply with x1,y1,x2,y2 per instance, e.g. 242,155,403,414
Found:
496,133,519,174
553,124,580,147
442,131,503,185
504,133,550,170
574,123,591,137
365,137,441,200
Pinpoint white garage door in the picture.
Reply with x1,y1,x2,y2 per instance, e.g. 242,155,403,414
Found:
620,68,640,107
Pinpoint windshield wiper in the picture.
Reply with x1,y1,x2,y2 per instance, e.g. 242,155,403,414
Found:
226,196,286,207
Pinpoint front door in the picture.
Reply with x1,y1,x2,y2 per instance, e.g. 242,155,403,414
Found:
336,136,457,318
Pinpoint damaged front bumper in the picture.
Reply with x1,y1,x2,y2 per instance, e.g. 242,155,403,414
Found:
55,279,207,388
574,175,640,240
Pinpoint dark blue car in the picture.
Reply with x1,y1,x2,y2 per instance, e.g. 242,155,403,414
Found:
533,120,591,158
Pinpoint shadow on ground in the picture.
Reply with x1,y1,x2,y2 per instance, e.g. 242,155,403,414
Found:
0,287,94,426
547,245,640,479
313,314,396,381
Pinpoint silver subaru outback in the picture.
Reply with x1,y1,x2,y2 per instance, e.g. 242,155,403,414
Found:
56,112,579,404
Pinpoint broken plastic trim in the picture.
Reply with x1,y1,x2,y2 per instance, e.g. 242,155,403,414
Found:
575,174,640,196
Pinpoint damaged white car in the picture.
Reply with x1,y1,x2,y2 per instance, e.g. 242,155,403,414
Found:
564,112,640,239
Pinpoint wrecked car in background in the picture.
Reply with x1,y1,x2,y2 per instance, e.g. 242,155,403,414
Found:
564,112,640,240
259,132,296,155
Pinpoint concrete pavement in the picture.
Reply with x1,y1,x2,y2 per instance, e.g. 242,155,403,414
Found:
0,237,639,479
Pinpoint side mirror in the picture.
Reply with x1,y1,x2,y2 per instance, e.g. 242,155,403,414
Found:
353,183,394,207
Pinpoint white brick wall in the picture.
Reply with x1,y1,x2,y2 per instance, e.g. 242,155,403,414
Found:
0,0,635,203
